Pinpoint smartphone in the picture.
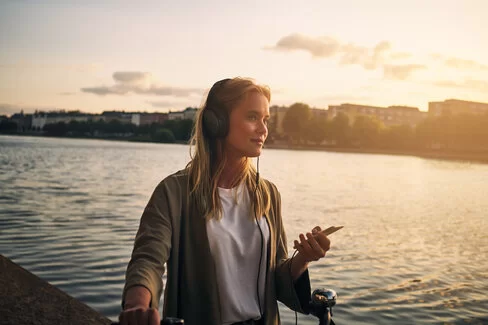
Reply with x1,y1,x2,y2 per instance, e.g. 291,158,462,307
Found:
293,226,344,250
320,225,344,236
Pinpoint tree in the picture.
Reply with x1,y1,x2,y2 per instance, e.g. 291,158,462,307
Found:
282,103,311,144
306,116,328,145
329,112,351,147
152,128,176,143
351,115,384,148
167,119,194,141
415,116,443,149
381,124,414,149
44,122,68,136
0,120,18,134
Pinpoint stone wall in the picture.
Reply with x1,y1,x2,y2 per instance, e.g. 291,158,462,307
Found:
0,254,112,325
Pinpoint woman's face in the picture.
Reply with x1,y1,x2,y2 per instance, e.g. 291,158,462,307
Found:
224,91,269,159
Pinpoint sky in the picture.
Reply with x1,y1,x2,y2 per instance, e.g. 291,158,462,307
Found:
1,0,488,115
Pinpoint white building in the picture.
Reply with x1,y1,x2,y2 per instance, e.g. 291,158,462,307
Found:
168,111,185,120
31,113,91,130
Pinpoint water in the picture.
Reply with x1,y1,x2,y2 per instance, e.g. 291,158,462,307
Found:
1,135,487,325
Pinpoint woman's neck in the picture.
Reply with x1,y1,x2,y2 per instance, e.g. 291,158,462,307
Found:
218,156,247,189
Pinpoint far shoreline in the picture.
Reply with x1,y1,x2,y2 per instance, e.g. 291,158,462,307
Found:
264,142,488,164
3,133,488,165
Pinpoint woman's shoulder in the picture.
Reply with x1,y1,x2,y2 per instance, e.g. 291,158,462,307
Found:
260,177,280,198
153,169,190,192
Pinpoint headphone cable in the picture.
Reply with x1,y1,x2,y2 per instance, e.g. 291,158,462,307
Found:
289,249,299,325
254,156,264,320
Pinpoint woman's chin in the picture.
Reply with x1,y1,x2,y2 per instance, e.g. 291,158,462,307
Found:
246,148,262,158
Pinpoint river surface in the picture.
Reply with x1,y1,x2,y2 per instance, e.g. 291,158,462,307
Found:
1,135,487,324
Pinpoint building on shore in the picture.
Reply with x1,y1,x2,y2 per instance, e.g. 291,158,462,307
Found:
31,111,95,131
183,107,198,120
131,112,168,126
269,105,288,136
310,107,328,120
99,111,133,124
9,111,33,132
328,103,426,127
168,107,198,121
428,99,488,116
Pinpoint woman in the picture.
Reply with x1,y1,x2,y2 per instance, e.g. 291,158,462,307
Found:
119,77,331,325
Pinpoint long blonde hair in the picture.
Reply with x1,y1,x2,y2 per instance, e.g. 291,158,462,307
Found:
186,77,272,221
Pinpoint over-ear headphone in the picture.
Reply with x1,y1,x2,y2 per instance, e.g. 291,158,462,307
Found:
202,78,231,138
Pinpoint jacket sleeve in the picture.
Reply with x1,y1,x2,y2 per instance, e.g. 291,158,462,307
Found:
121,178,175,310
272,185,311,314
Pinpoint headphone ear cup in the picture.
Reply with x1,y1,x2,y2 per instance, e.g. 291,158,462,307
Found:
202,108,228,138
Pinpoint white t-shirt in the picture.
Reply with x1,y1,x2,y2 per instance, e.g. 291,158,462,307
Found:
206,183,270,325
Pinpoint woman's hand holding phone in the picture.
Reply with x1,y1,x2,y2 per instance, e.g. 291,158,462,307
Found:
293,225,343,262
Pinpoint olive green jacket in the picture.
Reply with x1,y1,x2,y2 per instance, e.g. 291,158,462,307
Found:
122,170,311,325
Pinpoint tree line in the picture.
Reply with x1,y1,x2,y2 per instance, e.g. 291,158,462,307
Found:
2,103,488,152
0,118,194,143
271,102,488,152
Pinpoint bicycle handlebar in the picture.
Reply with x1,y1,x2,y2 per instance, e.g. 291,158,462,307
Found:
111,317,183,325
112,288,337,325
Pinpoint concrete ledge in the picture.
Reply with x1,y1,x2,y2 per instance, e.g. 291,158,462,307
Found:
0,254,112,325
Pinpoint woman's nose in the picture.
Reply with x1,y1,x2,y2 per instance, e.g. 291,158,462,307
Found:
258,120,267,134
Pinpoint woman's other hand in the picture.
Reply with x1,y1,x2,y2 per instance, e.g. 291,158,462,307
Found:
119,286,159,325
119,305,159,325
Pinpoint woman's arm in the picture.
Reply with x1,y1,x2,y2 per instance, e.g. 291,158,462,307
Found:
289,253,310,281
123,286,152,309
122,179,176,310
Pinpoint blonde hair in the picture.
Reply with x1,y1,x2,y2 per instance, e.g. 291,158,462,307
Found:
186,77,271,221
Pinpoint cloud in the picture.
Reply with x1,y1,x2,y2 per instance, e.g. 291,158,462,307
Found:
266,34,392,70
434,79,488,92
147,100,197,108
340,40,391,70
268,34,488,82
112,71,150,83
81,71,204,97
314,94,372,103
266,34,423,80
81,86,123,96
265,34,341,58
445,57,488,71
383,64,426,80
430,54,488,71
389,52,412,60
430,53,444,60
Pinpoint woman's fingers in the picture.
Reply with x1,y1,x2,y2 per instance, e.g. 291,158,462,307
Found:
299,233,320,261
315,233,331,252
119,312,127,325
118,306,159,325
148,308,160,325
130,310,139,325
293,234,311,252
136,308,148,325
306,232,326,260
